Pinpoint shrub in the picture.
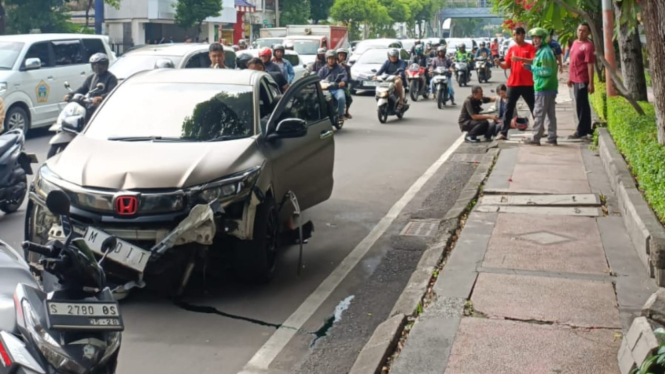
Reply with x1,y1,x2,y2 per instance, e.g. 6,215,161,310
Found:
591,76,607,121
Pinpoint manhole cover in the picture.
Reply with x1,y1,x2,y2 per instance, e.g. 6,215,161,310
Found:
400,219,439,237
517,231,573,245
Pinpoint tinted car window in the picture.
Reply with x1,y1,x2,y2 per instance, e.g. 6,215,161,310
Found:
52,40,85,66
81,38,106,61
24,42,53,68
0,42,24,69
278,83,322,126
185,52,207,68
86,83,255,141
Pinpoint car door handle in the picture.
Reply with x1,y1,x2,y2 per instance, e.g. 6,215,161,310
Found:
47,76,54,80
320,130,333,139
81,72,86,75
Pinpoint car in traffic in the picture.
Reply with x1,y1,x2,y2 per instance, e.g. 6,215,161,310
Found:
253,38,284,49
500,38,533,59
236,48,307,82
399,39,417,53
109,43,237,81
349,47,410,94
0,34,116,134
349,39,403,65
26,69,336,294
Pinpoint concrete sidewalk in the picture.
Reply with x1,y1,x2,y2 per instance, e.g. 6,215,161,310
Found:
389,84,658,374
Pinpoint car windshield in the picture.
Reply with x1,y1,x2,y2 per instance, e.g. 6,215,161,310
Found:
256,38,283,48
356,42,391,54
358,49,389,64
110,55,183,79
286,40,320,55
283,54,299,66
86,83,255,142
0,42,23,69
401,40,415,51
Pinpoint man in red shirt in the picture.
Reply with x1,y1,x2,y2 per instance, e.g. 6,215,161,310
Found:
494,27,537,140
567,22,596,139
490,38,500,62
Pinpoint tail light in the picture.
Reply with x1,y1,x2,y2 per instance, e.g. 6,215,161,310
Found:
0,339,12,367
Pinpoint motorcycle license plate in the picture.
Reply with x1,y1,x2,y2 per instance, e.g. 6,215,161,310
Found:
363,81,379,87
84,227,151,273
46,301,124,331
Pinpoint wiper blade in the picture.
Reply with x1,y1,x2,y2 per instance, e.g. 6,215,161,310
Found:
206,134,249,142
107,136,193,142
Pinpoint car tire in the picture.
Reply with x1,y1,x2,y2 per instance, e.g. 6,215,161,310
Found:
5,106,30,134
233,196,279,284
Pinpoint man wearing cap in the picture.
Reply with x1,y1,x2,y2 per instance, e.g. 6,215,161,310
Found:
318,50,348,127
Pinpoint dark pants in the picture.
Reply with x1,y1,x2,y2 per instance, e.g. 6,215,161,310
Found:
461,120,490,138
574,83,592,136
501,85,535,136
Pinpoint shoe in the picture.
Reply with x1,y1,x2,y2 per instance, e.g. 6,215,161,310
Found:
484,137,493,142
465,136,480,143
496,134,507,140
345,113,353,119
523,138,541,146
546,139,558,145
567,133,583,139
451,101,456,105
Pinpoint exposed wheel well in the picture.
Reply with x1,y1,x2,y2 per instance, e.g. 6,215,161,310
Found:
5,102,31,127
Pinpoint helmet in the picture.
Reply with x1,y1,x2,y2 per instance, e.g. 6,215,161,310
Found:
317,47,327,55
480,42,486,47
238,39,247,47
458,43,465,49
337,47,349,55
274,44,285,52
236,53,253,70
388,48,399,58
325,50,337,59
89,52,109,65
154,59,175,69
285,41,294,50
528,27,549,41
415,46,423,55
437,46,446,53
232,45,239,51
259,47,272,58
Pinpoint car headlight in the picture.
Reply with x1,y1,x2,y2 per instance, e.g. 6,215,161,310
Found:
192,166,262,204
22,300,87,374
34,166,61,199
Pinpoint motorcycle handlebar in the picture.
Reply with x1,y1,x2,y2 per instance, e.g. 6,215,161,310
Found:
22,241,53,257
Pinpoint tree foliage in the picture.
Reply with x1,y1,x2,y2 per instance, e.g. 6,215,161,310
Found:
280,0,311,25
5,0,71,33
310,0,334,23
174,0,222,35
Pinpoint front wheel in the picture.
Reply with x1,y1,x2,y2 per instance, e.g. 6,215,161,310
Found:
437,89,445,109
378,105,388,123
233,196,279,283
409,81,418,102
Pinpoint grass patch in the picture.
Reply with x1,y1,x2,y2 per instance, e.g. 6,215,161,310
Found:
646,70,653,87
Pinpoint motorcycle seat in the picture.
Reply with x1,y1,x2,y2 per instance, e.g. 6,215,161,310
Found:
0,241,39,334
0,133,20,155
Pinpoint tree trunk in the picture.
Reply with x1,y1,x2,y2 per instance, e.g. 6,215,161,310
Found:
642,0,665,144
0,1,5,35
84,0,93,29
614,2,648,102
588,4,605,77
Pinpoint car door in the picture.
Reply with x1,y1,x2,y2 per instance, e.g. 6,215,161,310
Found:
20,41,58,126
260,75,335,211
51,40,87,113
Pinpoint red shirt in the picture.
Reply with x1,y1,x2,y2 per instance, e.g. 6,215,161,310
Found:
505,42,536,87
568,40,595,83
490,42,499,55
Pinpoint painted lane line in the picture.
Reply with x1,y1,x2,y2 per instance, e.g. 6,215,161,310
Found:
238,134,467,374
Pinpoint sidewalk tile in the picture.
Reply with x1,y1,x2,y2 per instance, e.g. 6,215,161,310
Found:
471,273,621,328
510,163,590,194
483,214,609,274
445,318,620,374
516,145,584,165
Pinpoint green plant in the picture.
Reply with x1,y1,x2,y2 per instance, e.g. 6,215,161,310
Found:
646,70,653,88
591,76,607,122
631,328,665,373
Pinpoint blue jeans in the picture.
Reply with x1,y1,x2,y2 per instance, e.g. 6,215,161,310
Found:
330,89,346,118
430,78,455,101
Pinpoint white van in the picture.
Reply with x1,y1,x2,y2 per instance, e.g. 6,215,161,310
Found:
0,34,116,133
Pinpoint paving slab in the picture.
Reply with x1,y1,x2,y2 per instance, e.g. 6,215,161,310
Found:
483,213,610,275
475,205,601,216
480,194,600,206
471,273,621,328
445,318,621,374
509,163,591,194
516,144,584,165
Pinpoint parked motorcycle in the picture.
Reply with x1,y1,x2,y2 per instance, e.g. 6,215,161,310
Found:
454,59,470,87
431,67,451,109
0,190,123,374
0,129,37,214
375,71,409,124
48,82,105,159
476,56,492,83
406,63,429,102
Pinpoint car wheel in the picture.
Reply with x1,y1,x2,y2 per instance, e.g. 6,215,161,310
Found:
5,106,30,134
233,196,279,283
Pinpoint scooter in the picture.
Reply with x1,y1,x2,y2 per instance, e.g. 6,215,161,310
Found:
405,63,429,102
375,71,409,124
0,129,37,214
476,56,492,83
48,82,105,159
431,67,451,109
0,190,123,374
454,59,470,87
319,79,343,130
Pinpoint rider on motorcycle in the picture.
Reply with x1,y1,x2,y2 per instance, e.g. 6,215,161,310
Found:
318,50,348,126
375,49,407,107
272,44,295,83
63,53,117,109
312,48,327,73
429,46,456,105
475,42,491,59
455,44,473,78
410,45,430,92
238,39,248,50
337,48,353,119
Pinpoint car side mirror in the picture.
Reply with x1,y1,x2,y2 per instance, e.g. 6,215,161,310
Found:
64,81,71,89
46,190,71,217
269,118,308,141
62,115,83,133
24,58,41,70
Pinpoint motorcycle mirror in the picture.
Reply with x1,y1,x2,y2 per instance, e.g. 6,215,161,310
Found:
64,81,70,89
100,236,118,254
46,190,71,217
95,83,106,91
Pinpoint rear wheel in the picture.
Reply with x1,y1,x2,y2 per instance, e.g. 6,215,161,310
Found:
409,81,418,102
0,174,27,214
233,196,279,283
5,106,29,135
378,105,388,123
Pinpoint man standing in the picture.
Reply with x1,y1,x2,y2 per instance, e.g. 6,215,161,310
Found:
209,43,227,69
567,22,595,139
494,27,537,140
521,28,559,146
458,86,498,143
490,38,500,62
318,50,348,127
272,44,295,83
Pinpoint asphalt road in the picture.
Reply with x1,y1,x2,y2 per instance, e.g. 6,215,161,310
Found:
0,77,496,374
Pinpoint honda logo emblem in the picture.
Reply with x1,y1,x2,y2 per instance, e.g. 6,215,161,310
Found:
114,196,138,216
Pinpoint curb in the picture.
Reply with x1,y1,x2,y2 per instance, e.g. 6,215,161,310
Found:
347,147,499,374
597,128,665,286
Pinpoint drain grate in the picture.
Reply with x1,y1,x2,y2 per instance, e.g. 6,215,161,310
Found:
400,219,439,237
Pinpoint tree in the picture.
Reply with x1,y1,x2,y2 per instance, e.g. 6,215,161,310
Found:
5,0,71,33
330,0,381,40
173,0,222,38
380,0,411,24
615,0,647,102
641,0,665,143
280,0,310,25
310,0,333,24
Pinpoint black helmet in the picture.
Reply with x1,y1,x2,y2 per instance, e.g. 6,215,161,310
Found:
236,52,253,70
274,44,285,52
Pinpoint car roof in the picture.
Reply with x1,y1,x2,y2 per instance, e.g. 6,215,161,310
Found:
123,68,262,86
0,33,107,43
237,49,299,57
358,38,399,44
123,43,232,57
284,35,325,40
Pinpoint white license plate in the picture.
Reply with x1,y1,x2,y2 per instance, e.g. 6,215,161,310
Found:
363,81,379,87
47,302,120,317
84,227,151,272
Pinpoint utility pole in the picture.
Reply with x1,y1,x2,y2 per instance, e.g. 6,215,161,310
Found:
94,0,104,35
275,0,280,27
602,0,617,96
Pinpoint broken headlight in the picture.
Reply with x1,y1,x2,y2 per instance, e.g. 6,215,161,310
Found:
191,166,262,204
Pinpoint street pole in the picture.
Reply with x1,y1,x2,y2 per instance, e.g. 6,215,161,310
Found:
602,0,617,96
94,0,104,35
275,0,280,27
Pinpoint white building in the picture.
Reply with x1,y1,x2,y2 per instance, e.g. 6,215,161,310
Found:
104,0,236,47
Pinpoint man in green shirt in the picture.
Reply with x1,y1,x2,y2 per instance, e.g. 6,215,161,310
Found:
517,27,559,145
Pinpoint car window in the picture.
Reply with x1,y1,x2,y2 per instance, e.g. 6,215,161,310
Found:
52,40,85,66
283,54,299,67
278,82,322,126
0,42,24,69
185,52,206,68
24,42,53,68
81,38,106,61
224,50,236,68
259,80,275,133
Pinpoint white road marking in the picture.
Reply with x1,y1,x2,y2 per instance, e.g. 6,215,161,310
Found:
238,134,467,374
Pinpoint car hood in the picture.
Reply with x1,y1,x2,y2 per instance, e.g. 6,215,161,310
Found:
351,63,382,77
299,55,316,65
47,135,263,190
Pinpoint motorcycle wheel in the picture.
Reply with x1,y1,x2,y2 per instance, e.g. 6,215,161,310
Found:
334,118,344,130
47,144,67,159
437,89,445,109
0,174,27,214
458,76,463,87
422,84,429,99
409,81,418,102
378,105,389,123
